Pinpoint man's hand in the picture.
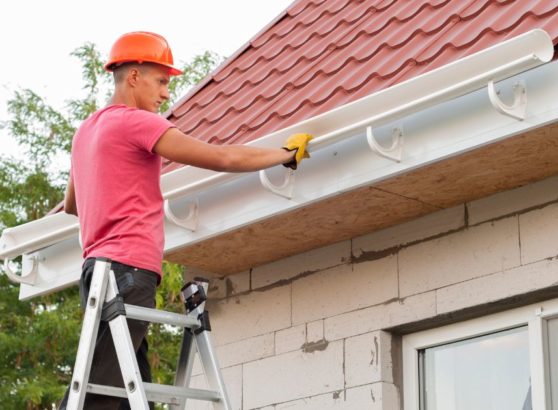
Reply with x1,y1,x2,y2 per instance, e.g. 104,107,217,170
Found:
282,133,313,170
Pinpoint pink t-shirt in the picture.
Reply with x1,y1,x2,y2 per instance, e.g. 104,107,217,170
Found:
71,104,175,276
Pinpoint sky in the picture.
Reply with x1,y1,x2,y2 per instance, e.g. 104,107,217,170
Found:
0,0,294,157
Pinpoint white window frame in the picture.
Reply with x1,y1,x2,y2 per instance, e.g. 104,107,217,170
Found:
402,298,558,410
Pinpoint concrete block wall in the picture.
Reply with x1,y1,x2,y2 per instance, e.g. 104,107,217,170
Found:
183,175,558,410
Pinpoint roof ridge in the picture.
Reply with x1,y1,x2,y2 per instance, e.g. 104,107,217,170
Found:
173,3,383,117
253,0,399,50
287,0,326,17
251,0,351,49
214,0,451,85
165,1,294,119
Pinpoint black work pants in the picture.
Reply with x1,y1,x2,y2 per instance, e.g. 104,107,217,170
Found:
58,258,158,410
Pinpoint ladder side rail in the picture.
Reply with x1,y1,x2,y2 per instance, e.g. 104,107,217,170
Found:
105,269,150,410
196,330,233,410
185,278,232,410
170,329,197,410
66,259,111,409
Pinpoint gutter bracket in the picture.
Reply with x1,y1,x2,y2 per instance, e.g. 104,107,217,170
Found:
259,168,295,199
487,80,526,120
164,199,198,231
3,255,39,285
366,126,403,162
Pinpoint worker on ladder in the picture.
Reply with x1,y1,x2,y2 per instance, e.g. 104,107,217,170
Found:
58,31,312,409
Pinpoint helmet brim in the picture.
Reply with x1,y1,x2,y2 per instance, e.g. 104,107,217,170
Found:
104,60,183,76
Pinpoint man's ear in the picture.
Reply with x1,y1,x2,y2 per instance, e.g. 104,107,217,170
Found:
127,67,141,87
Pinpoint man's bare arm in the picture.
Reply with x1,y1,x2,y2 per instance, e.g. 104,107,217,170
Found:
153,128,296,172
64,171,78,216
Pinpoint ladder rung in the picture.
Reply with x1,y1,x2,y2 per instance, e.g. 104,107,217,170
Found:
124,304,200,328
87,382,222,404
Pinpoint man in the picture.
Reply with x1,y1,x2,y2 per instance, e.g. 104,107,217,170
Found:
59,31,311,409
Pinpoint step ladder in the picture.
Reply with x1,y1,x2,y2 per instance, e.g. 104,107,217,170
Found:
66,258,231,409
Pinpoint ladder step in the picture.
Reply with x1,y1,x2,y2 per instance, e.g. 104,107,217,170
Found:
87,382,222,405
124,304,200,328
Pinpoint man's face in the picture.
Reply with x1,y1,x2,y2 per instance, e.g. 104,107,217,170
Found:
135,64,171,113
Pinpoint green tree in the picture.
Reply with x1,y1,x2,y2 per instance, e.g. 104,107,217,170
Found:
0,43,222,409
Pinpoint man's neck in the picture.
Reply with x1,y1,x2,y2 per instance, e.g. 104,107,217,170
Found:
109,89,137,108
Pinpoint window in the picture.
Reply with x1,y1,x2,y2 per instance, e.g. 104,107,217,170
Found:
403,299,558,410
419,327,531,409
548,317,558,409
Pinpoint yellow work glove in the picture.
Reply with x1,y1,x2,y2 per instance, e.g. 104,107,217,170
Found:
282,133,313,170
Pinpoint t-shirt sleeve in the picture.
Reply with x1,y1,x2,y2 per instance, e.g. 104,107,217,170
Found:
125,109,176,153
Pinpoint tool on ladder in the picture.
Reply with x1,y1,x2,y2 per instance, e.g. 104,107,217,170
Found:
66,257,231,409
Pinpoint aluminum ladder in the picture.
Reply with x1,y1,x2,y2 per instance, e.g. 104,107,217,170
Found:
66,258,231,409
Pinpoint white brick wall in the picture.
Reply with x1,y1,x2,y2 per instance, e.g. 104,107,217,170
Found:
210,284,291,346
306,320,324,343
272,383,399,409
208,270,250,299
189,365,243,410
292,256,398,324
398,216,521,297
252,241,351,289
217,333,275,369
345,331,393,387
520,202,558,264
436,258,558,313
324,291,436,341
275,324,306,355
243,341,344,409
468,175,558,225
187,176,558,410
352,205,465,256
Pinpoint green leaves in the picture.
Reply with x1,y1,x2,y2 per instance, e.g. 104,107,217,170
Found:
0,275,81,409
6,89,74,161
0,160,65,230
70,43,111,99
69,43,113,121
160,50,223,113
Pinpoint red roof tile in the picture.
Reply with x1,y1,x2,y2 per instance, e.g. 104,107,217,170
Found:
166,0,558,164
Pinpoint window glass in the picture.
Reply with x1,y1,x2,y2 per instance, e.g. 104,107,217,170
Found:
419,326,531,410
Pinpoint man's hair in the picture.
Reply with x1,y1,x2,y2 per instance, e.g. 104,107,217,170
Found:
112,62,152,84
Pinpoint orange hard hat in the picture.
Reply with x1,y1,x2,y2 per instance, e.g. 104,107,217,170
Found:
104,31,183,76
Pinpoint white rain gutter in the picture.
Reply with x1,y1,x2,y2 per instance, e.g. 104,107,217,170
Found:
0,29,555,300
